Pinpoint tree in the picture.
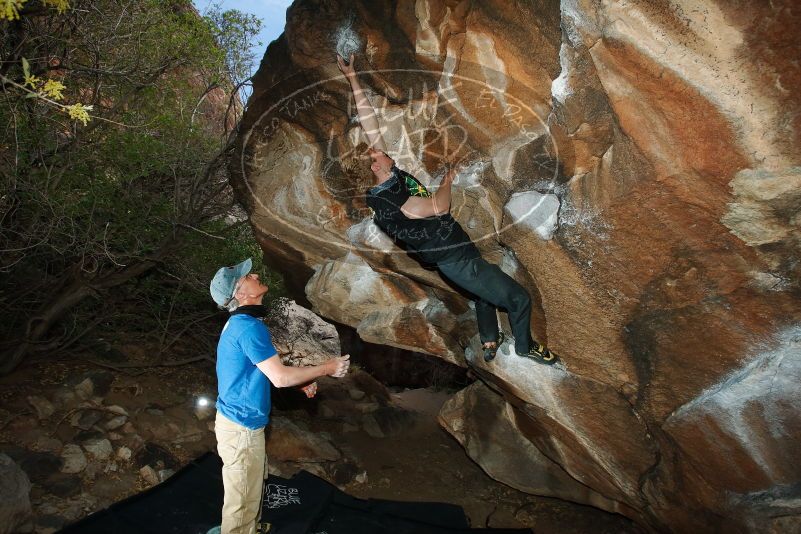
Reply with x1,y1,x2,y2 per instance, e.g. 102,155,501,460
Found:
202,2,263,90
0,0,278,374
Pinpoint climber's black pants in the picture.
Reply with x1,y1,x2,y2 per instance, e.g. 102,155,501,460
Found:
438,256,533,354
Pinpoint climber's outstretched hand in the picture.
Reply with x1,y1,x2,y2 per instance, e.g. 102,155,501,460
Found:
442,152,469,185
337,53,356,80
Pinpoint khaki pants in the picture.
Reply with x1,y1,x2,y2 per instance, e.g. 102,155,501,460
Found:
215,412,267,534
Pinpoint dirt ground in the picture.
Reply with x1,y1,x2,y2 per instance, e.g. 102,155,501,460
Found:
311,386,643,534
0,357,643,533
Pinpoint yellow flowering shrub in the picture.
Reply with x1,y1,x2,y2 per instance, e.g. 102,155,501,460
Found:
1,0,26,21
43,0,68,13
65,103,93,125
41,79,66,100
1,0,70,21
12,0,91,128
23,72,41,88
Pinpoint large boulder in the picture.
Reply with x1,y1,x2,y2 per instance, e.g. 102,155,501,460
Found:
439,381,636,519
229,0,801,531
305,253,474,365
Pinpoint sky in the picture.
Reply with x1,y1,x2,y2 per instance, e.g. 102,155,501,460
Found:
193,0,293,74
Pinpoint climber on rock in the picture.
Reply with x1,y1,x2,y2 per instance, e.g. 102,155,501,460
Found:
336,53,558,365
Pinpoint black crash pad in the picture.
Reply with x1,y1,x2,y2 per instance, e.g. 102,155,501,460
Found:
59,452,532,534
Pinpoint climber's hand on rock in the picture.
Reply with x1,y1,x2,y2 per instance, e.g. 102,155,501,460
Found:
444,149,468,169
443,153,467,184
337,53,356,79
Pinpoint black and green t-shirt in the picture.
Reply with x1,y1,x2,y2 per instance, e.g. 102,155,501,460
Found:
365,167,480,265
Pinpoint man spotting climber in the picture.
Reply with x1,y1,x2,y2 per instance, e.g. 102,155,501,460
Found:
210,258,350,534
337,53,558,365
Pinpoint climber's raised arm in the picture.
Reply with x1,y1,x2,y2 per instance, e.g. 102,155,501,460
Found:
337,53,387,152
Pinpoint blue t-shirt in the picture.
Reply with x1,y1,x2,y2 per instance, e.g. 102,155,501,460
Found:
216,314,277,429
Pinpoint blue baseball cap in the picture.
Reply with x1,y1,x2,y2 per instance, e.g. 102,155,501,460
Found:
210,258,252,307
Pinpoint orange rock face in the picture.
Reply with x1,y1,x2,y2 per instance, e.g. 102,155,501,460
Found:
229,1,801,531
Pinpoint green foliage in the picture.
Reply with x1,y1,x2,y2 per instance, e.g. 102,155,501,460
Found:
203,2,263,85
173,218,287,312
0,0,282,369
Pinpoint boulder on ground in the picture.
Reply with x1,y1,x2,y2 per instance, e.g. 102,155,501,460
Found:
0,453,32,534
267,417,341,463
27,396,54,420
270,300,342,367
116,446,132,462
82,438,113,461
60,445,87,475
139,465,159,487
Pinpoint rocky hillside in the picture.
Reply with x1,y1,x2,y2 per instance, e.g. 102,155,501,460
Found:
229,1,801,532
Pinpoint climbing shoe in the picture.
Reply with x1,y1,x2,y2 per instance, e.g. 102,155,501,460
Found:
482,332,506,362
522,341,558,366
